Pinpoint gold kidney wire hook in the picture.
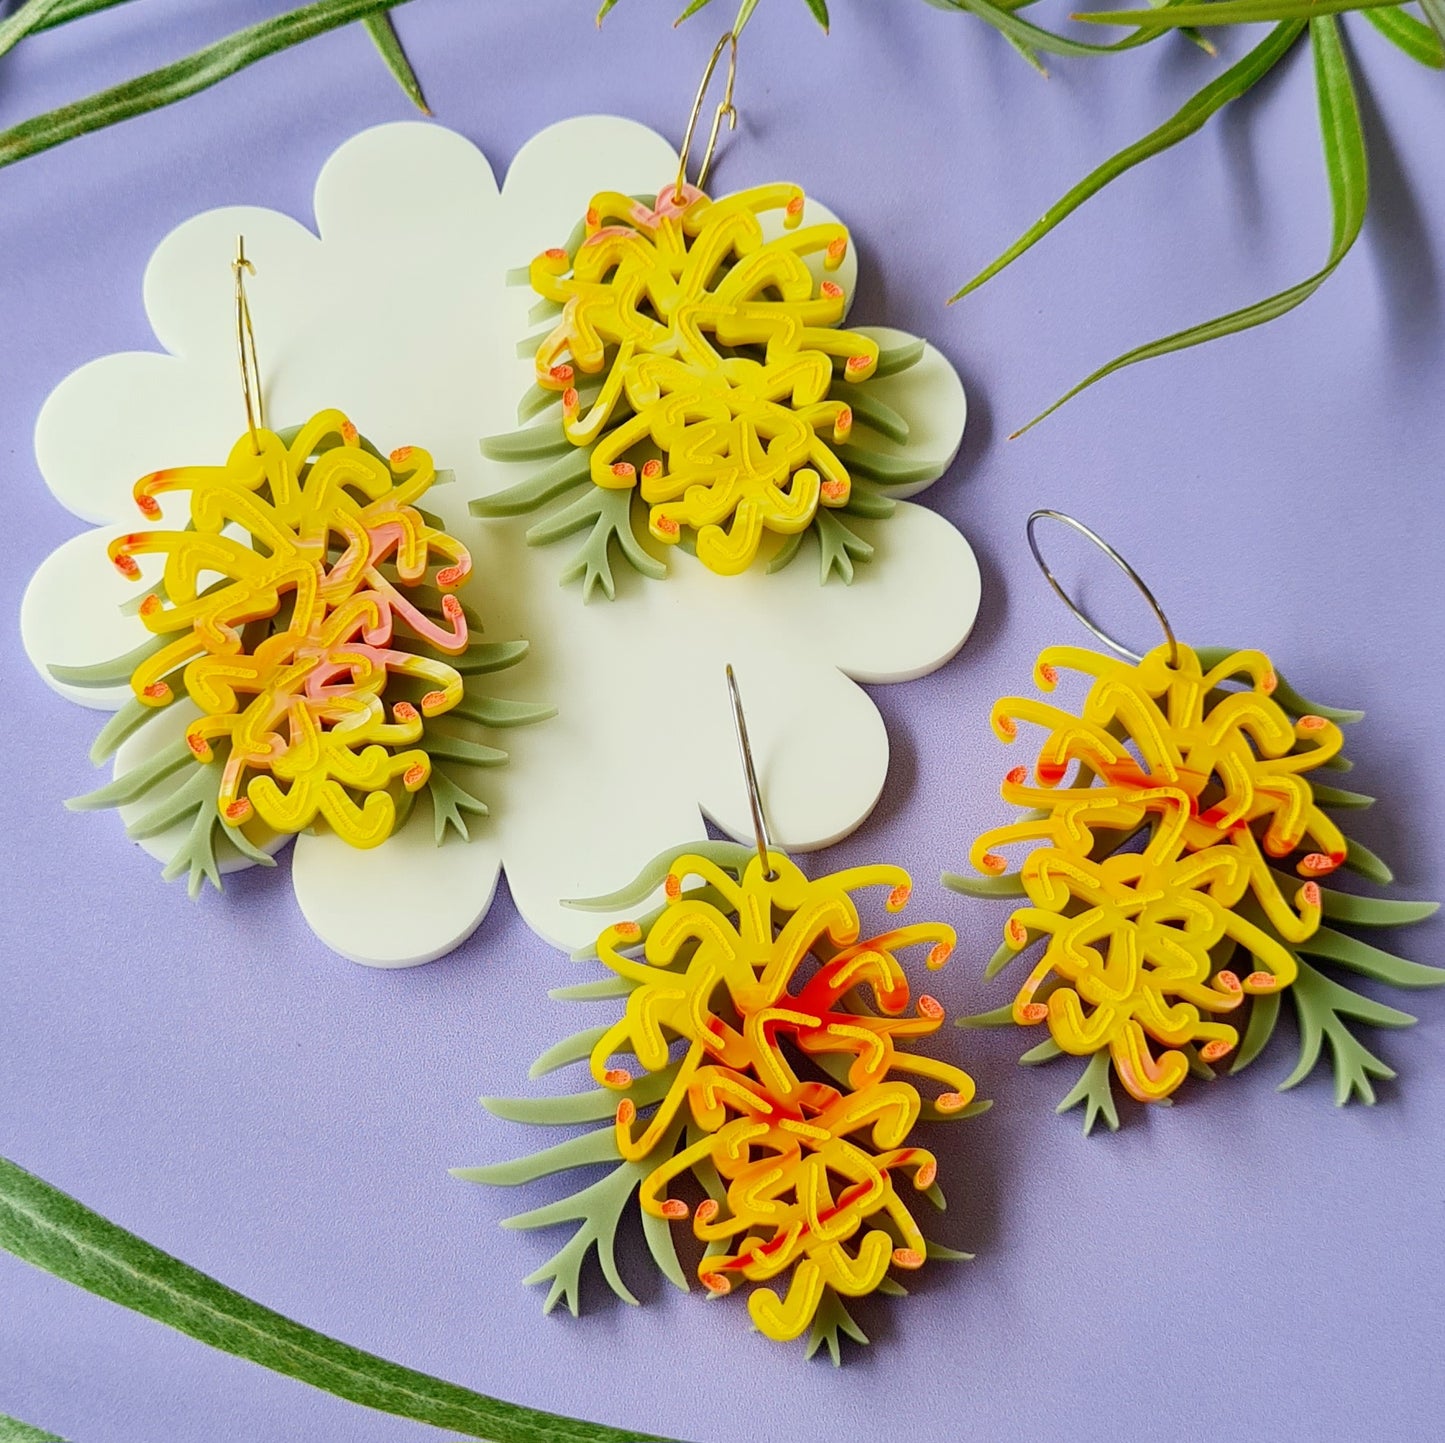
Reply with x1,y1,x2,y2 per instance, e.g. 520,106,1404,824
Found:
232,235,265,454
1025,509,1180,668
674,29,739,204
725,662,777,880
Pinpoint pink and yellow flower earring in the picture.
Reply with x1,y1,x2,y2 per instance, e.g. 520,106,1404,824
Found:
946,510,1441,1132
471,30,967,599
455,666,982,1359
54,239,552,896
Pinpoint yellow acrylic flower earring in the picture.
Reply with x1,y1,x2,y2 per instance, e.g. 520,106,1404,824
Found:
57,239,551,896
456,666,982,1359
473,30,966,598
946,511,1441,1132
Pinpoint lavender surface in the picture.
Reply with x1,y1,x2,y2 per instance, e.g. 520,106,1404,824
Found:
2,4,1442,1440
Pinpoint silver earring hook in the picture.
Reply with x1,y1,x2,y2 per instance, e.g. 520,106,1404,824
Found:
725,663,776,880
1025,509,1180,668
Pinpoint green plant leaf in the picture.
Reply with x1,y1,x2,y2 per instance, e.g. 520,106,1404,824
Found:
1364,4,1445,65
1071,0,1401,27
928,0,1164,55
1420,0,1445,50
950,21,1302,302
27,0,138,32
1012,13,1367,435
0,1155,678,1442
0,0,73,60
0,0,416,171
363,12,429,112
0,1413,67,1443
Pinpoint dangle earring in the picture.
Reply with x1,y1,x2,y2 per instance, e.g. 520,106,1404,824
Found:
49,239,552,898
472,29,968,598
455,664,982,1359
946,511,1441,1133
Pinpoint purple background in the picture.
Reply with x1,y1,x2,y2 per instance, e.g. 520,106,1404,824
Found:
3,3,1443,1440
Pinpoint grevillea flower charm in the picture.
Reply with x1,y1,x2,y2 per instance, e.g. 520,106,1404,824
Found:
948,639,1442,1131
456,843,980,1358
58,409,551,888
474,182,964,597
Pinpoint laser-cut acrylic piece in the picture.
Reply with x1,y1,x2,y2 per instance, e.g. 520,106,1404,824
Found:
56,412,549,878
455,844,982,1359
946,643,1443,1130
476,182,964,594
20,118,980,965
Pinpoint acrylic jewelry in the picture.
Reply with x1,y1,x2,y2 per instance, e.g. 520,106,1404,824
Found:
946,511,1441,1132
456,666,981,1358
52,240,551,893
473,31,967,598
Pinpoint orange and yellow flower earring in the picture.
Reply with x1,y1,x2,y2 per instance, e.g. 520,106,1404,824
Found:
53,240,551,907
456,666,982,1359
471,30,968,599
946,511,1441,1132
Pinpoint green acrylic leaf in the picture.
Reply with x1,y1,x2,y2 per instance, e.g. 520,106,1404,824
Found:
566,841,752,912
451,1128,622,1186
983,936,1019,980
957,1003,1017,1028
840,482,895,520
1342,836,1394,886
1056,1050,1119,1135
1019,1036,1064,1065
446,639,532,676
845,388,911,444
48,633,169,688
482,1065,679,1127
941,870,1027,899
1280,962,1410,1105
873,337,926,377
0,1,419,171
427,768,488,844
450,695,558,730
481,422,572,464
527,1025,614,1080
1012,14,1366,435
1317,885,1438,928
639,1199,691,1295
66,740,191,811
549,977,637,1002
0,1154,676,1442
419,733,507,769
1310,783,1374,809
89,696,152,764
814,508,873,584
951,21,1301,303
1193,642,1366,726
1299,926,1445,990
804,1289,868,1365
1230,990,1281,1074
843,447,941,487
362,12,429,112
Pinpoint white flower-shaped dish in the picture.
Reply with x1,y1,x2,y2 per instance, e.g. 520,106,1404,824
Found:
19,117,979,965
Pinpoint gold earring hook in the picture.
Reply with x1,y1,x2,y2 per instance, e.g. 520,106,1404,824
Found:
1025,509,1180,668
725,663,776,880
674,30,739,204
232,236,265,454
